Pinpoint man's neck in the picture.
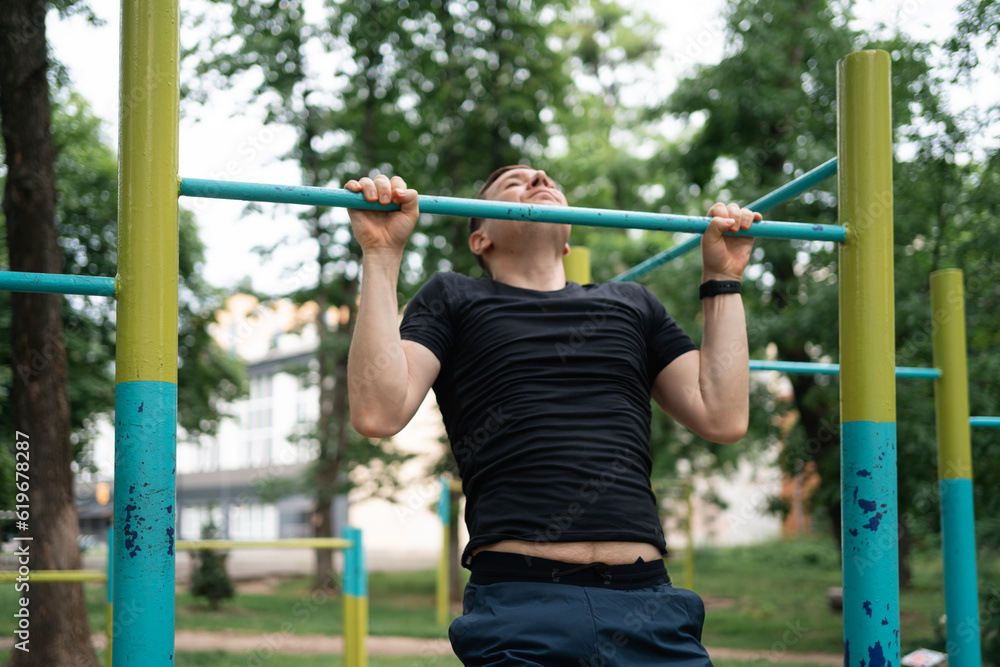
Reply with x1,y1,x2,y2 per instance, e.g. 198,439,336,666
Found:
487,254,567,292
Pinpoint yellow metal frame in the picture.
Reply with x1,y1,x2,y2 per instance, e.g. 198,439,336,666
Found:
563,246,592,284
0,570,105,582
837,50,895,424
175,538,352,550
931,269,973,479
116,0,179,384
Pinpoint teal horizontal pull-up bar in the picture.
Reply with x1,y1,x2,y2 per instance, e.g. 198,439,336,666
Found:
749,157,838,213
179,177,847,243
970,417,1000,428
613,158,839,282
749,359,940,379
0,271,117,298
611,235,702,282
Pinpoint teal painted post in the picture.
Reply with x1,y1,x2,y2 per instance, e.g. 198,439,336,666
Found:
841,423,899,664
940,479,980,664
438,478,450,524
114,383,177,664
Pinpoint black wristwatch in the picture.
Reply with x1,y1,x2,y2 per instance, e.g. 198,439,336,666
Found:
699,280,741,299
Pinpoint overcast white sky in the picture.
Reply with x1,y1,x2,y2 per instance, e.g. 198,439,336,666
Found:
47,0,972,293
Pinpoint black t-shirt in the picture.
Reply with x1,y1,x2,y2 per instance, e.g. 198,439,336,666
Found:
399,272,697,565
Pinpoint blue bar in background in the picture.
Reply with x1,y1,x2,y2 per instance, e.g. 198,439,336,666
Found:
0,271,117,297
747,360,940,379
749,158,838,212
612,157,838,281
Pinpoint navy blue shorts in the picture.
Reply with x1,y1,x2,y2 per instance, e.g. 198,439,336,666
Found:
449,552,713,667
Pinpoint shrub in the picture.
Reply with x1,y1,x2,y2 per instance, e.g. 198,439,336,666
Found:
189,516,235,611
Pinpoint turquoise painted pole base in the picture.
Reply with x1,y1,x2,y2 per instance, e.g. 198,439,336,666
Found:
940,478,981,667
114,381,177,666
842,421,900,667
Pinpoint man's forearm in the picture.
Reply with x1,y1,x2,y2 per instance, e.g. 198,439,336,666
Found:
347,253,410,429
698,292,750,435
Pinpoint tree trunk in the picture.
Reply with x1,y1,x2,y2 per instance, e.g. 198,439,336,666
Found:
898,519,912,590
313,283,337,591
0,2,100,666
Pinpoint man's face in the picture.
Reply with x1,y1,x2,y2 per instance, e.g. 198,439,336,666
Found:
468,166,573,272
483,168,568,207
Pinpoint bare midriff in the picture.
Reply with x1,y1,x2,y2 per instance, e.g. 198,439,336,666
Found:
473,540,662,565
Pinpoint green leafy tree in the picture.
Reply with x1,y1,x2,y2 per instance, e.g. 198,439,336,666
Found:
662,0,1000,605
0,1,103,662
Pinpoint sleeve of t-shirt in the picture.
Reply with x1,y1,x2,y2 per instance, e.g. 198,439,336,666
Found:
640,286,698,382
399,273,455,366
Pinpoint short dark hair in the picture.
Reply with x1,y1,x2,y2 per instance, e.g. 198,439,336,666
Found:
468,165,532,278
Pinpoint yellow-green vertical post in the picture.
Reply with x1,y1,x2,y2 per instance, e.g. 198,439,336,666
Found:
106,532,113,667
563,246,591,284
683,482,695,591
437,477,450,626
837,50,898,667
114,0,179,664
343,526,368,667
931,269,981,667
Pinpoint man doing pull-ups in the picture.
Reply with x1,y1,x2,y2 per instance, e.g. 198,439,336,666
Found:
346,166,759,666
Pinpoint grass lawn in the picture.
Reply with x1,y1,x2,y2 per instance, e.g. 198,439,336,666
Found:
680,538,952,656
2,537,991,661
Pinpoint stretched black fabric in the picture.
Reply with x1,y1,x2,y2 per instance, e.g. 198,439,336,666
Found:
399,272,696,565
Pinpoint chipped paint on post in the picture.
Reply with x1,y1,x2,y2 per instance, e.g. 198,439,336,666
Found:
931,269,982,667
114,381,177,665
838,49,898,667
842,421,899,666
